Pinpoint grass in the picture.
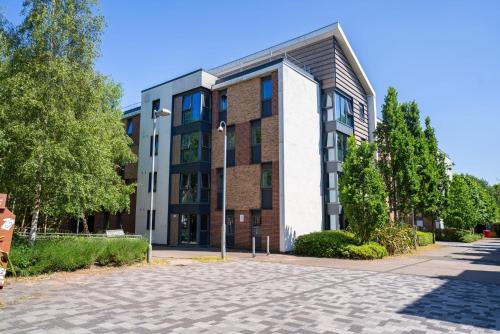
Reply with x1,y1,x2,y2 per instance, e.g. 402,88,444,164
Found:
191,256,224,263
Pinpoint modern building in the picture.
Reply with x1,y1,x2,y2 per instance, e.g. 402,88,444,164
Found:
131,23,376,251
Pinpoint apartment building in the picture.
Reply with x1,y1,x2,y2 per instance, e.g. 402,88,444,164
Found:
133,23,376,251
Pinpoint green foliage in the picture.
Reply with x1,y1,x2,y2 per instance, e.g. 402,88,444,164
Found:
375,88,420,222
375,223,414,255
0,1,136,242
293,230,387,260
9,236,148,276
444,174,496,230
339,137,388,242
435,228,483,243
340,242,388,260
416,231,433,246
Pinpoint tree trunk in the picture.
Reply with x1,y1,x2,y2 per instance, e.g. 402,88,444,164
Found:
29,185,42,246
82,215,90,234
20,207,28,231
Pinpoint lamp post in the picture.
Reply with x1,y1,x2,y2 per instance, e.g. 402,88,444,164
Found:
217,121,227,260
147,107,171,264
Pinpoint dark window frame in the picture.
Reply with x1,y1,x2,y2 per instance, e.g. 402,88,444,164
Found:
251,120,262,164
126,119,133,136
261,76,273,118
148,171,157,193
181,132,200,163
218,90,227,124
261,162,272,209
152,99,160,119
336,131,348,162
226,125,235,167
146,209,156,230
150,134,159,156
216,168,223,210
179,171,198,204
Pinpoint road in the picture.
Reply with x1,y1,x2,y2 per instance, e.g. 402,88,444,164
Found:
1,239,499,333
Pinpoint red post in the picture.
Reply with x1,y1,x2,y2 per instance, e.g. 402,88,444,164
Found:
0,194,16,288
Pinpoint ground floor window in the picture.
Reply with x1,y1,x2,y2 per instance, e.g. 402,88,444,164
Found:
178,213,210,246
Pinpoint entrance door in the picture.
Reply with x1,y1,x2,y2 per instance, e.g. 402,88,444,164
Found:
226,211,235,248
251,210,262,250
180,214,197,245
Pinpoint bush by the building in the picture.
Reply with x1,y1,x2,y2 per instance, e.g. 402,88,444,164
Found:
8,236,148,277
435,228,483,243
293,230,387,260
374,223,414,255
416,231,433,246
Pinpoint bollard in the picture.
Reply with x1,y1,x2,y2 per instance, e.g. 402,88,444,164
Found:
266,236,270,256
252,236,256,258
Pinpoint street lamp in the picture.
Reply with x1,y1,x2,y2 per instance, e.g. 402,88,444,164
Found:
147,107,171,263
218,121,227,260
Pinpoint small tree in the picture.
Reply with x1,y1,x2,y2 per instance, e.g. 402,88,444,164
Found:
444,175,477,231
339,136,388,243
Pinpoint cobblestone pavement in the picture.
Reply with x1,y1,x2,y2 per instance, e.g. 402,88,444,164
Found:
1,261,499,333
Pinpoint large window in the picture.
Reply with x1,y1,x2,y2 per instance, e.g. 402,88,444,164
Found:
321,90,354,127
126,119,133,136
150,134,158,156
201,132,210,162
200,173,210,203
148,172,157,193
335,92,354,127
181,132,199,163
261,77,272,117
180,172,198,204
181,91,210,124
226,126,235,167
152,99,160,119
219,91,227,123
251,120,261,164
146,210,156,230
336,131,348,162
261,163,272,209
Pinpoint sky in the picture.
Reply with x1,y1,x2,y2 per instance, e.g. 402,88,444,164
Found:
2,0,499,184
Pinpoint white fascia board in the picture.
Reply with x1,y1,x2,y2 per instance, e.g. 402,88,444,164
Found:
211,60,316,91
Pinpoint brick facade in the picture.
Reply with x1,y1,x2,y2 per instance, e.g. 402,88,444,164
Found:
210,71,280,251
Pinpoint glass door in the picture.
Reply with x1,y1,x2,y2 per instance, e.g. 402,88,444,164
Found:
180,214,197,245
226,211,235,248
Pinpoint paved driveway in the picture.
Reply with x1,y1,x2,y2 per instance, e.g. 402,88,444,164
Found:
1,239,499,333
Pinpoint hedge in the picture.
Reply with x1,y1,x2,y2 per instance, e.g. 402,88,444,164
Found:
294,230,387,260
9,236,148,276
417,231,433,246
435,228,483,243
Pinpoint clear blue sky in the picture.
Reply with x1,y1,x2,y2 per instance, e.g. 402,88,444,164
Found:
2,0,499,184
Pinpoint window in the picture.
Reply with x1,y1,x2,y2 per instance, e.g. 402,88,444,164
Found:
182,92,204,124
126,119,133,136
152,99,160,118
261,77,272,117
150,134,159,156
323,132,335,162
335,92,354,127
360,103,366,121
201,132,210,162
261,163,272,209
180,172,198,203
146,210,156,230
181,132,200,163
321,90,354,127
251,120,261,164
219,91,227,123
226,126,235,167
216,168,223,209
200,173,210,203
325,172,338,203
148,172,157,193
201,91,211,122
336,132,348,162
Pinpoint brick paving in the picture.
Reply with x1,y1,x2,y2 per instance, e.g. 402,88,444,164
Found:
1,260,499,333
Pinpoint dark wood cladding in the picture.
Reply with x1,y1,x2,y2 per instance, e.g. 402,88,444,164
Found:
289,37,369,141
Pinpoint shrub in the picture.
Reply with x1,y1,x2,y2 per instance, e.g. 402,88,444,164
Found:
436,228,483,243
417,231,433,246
375,223,414,255
293,230,387,260
8,236,148,276
96,238,148,266
340,242,388,260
